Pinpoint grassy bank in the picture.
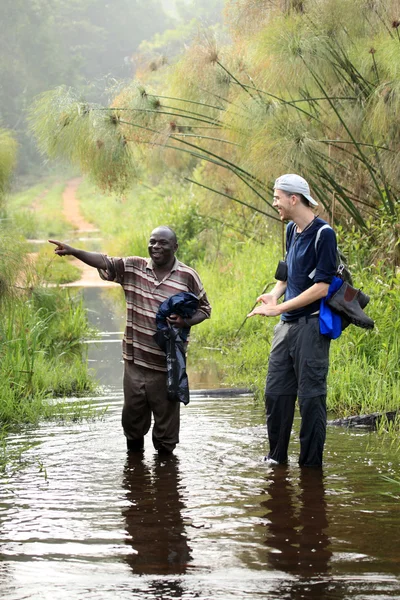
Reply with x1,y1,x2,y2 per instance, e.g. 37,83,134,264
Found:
73,178,400,427
0,164,98,472
1,190,97,435
0,283,96,426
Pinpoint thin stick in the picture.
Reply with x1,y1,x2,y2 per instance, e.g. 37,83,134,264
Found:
234,281,275,337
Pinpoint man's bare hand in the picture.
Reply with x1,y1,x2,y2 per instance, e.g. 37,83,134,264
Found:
48,240,74,256
257,293,278,305
247,302,282,318
167,314,189,328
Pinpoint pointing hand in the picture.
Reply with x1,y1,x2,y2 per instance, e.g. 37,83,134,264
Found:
48,239,73,256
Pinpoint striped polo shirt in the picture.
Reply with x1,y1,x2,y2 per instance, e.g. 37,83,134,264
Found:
98,255,211,371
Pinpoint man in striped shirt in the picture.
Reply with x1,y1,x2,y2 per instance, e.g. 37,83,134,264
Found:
49,226,211,455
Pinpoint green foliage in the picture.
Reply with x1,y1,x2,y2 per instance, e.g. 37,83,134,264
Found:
193,249,400,424
338,210,400,274
30,88,138,193
0,228,29,296
194,237,280,341
75,177,157,257
159,195,210,265
0,226,96,429
0,288,95,426
76,175,265,266
327,264,400,416
35,248,82,285
187,236,280,399
6,180,50,211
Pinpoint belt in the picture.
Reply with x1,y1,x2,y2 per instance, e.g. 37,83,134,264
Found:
282,313,319,324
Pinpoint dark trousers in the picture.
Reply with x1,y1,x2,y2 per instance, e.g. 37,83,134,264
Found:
123,360,180,452
266,394,327,466
265,317,330,467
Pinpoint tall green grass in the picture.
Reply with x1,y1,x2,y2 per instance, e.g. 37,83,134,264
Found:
1,162,96,470
0,225,96,432
35,244,82,284
0,288,96,426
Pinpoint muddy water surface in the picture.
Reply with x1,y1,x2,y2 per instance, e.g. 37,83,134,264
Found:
0,288,399,600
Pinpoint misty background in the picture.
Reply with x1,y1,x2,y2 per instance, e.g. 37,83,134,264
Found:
0,0,224,176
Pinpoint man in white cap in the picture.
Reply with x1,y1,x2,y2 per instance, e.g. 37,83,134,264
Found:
248,174,337,467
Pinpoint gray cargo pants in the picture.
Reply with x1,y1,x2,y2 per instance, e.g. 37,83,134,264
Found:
265,315,330,467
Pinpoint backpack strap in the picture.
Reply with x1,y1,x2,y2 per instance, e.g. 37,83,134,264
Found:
285,222,297,258
308,224,332,279
314,224,332,249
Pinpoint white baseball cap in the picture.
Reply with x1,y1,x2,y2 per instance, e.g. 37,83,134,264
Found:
274,173,318,206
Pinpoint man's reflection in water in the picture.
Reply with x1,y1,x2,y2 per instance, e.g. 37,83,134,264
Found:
262,467,333,599
122,453,191,583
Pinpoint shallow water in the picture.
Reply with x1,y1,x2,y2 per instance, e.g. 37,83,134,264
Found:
0,288,399,600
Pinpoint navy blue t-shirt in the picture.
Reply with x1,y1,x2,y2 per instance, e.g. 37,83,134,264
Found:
281,217,337,322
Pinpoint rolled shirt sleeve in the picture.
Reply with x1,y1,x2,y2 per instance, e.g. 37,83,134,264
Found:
185,271,211,319
98,256,125,284
197,291,212,319
313,228,337,284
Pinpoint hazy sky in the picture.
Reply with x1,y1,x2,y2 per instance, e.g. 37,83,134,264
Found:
160,0,179,17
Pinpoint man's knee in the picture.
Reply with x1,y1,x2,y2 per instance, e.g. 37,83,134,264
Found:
122,403,151,440
298,394,327,420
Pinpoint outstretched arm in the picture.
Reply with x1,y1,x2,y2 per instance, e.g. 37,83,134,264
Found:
48,240,108,270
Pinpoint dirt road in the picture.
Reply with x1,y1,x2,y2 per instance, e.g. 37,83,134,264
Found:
61,178,116,288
